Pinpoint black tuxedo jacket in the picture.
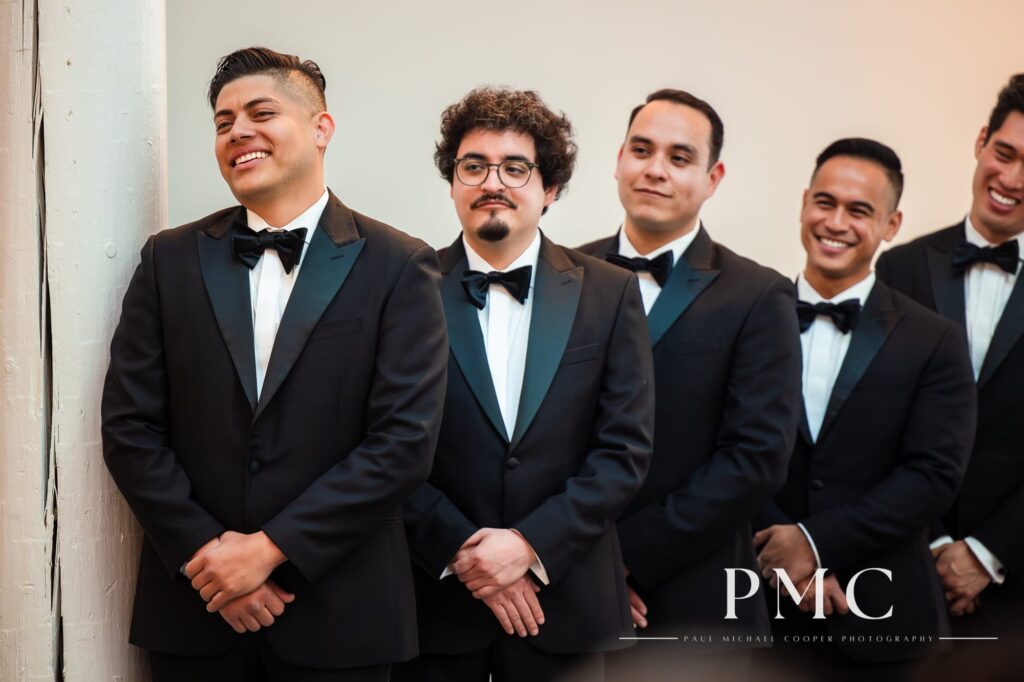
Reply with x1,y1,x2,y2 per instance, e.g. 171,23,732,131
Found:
877,222,1024,610
578,228,802,645
403,234,655,655
756,280,975,663
101,192,447,668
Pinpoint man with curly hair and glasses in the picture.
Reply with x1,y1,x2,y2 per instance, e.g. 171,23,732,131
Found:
397,87,655,682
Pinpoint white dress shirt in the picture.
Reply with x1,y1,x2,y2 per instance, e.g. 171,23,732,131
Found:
928,215,1018,584
795,272,876,570
247,189,328,398
440,231,549,585
618,225,700,314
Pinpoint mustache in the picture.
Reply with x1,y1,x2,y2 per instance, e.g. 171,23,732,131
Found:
471,194,517,210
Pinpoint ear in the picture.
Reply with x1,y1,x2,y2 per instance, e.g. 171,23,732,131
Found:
975,126,989,159
703,161,726,200
313,112,335,150
614,144,625,181
543,184,559,208
883,209,903,243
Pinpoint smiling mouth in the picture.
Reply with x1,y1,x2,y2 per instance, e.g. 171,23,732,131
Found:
990,188,1021,208
232,151,269,167
817,235,853,250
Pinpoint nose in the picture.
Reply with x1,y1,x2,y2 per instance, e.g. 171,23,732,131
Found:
1005,160,1024,190
642,154,668,180
229,116,255,144
480,166,506,193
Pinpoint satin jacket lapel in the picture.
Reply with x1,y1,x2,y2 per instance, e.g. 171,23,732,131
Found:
253,194,365,423
439,239,509,442
198,208,258,411
926,223,967,328
510,236,582,449
978,272,1024,390
647,227,720,348
817,284,902,442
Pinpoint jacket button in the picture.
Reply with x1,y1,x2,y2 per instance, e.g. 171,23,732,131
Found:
249,459,261,474
811,478,824,490
507,457,520,470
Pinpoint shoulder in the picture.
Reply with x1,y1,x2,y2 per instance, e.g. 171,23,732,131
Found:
712,241,793,295
575,234,618,258
885,282,962,338
880,223,963,263
350,209,433,262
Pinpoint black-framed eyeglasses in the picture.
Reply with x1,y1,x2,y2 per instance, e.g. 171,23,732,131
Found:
454,157,540,189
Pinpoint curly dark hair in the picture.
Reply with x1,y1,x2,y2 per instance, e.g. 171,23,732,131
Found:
434,87,577,200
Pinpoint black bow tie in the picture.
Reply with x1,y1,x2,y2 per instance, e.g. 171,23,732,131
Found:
951,239,1020,275
605,251,675,287
796,299,861,334
232,224,308,274
461,266,533,309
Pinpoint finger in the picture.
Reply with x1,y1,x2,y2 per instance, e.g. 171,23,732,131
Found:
752,529,770,548
489,602,514,636
462,528,488,548
207,591,233,613
254,605,275,627
832,589,849,615
264,591,286,617
472,584,501,600
183,557,203,579
199,583,219,602
226,616,246,634
531,581,541,593
451,558,476,577
628,591,647,617
267,580,295,604
241,613,262,632
190,571,213,592
631,606,648,628
510,590,539,636
822,595,833,617
504,597,527,637
523,585,545,625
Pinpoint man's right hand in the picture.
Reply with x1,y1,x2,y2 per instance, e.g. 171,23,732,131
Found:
797,574,848,616
217,580,295,634
482,575,544,637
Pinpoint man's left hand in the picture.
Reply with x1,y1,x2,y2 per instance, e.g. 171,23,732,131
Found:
185,530,287,612
449,528,534,598
754,524,817,587
935,540,991,606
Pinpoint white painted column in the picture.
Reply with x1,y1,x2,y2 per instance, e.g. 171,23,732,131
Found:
0,1,57,680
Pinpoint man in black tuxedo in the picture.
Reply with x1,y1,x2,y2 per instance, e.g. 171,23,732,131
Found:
754,138,976,678
876,74,1024,638
395,88,655,682
101,47,447,681
578,89,802,679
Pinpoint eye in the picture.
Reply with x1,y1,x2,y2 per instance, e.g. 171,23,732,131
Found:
671,154,691,165
995,150,1013,162
252,109,274,119
631,146,650,157
215,120,232,132
462,161,486,173
503,162,529,177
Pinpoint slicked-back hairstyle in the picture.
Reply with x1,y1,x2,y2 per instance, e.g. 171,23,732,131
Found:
208,46,327,112
434,87,577,200
813,137,905,210
985,74,1024,143
627,89,725,168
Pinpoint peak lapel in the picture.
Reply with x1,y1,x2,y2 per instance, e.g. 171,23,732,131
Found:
926,223,967,328
439,239,509,442
198,208,258,411
978,271,1024,390
647,227,720,347
252,194,365,423
510,237,582,449
817,283,903,442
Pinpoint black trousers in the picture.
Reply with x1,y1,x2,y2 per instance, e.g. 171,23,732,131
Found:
393,636,604,682
147,634,390,682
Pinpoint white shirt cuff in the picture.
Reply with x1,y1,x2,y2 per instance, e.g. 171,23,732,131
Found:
796,523,823,570
965,536,1007,585
440,565,454,580
512,528,550,585
929,535,954,551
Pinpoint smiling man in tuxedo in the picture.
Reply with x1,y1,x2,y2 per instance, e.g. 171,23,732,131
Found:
876,75,1024,638
396,87,654,682
101,47,447,680
754,138,975,678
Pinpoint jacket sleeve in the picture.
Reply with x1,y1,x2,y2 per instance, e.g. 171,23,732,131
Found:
261,245,448,583
101,236,226,577
618,277,802,591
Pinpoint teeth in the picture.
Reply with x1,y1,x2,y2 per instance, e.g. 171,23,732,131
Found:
234,151,268,166
819,237,850,249
990,189,1020,207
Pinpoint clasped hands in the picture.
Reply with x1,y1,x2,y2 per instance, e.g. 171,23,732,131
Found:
754,524,848,616
184,531,291,634
933,540,990,617
448,528,545,637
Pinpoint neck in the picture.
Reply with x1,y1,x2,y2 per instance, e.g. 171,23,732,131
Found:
464,227,538,270
623,216,698,255
802,266,869,300
969,208,1023,245
242,178,325,228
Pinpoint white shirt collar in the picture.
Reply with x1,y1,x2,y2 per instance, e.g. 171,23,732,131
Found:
618,223,700,265
246,188,329,233
797,271,876,305
964,213,1022,249
463,230,542,286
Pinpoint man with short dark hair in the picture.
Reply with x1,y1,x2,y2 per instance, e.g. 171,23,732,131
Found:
397,87,655,682
754,138,975,677
102,46,448,680
578,89,802,679
877,74,1024,638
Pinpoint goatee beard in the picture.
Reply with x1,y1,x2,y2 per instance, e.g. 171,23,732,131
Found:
477,216,510,242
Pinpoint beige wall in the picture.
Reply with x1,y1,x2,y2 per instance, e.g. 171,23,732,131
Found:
168,0,1024,277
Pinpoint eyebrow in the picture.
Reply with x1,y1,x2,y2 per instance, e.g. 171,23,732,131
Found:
213,97,280,119
627,135,699,157
460,152,534,162
812,191,875,214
